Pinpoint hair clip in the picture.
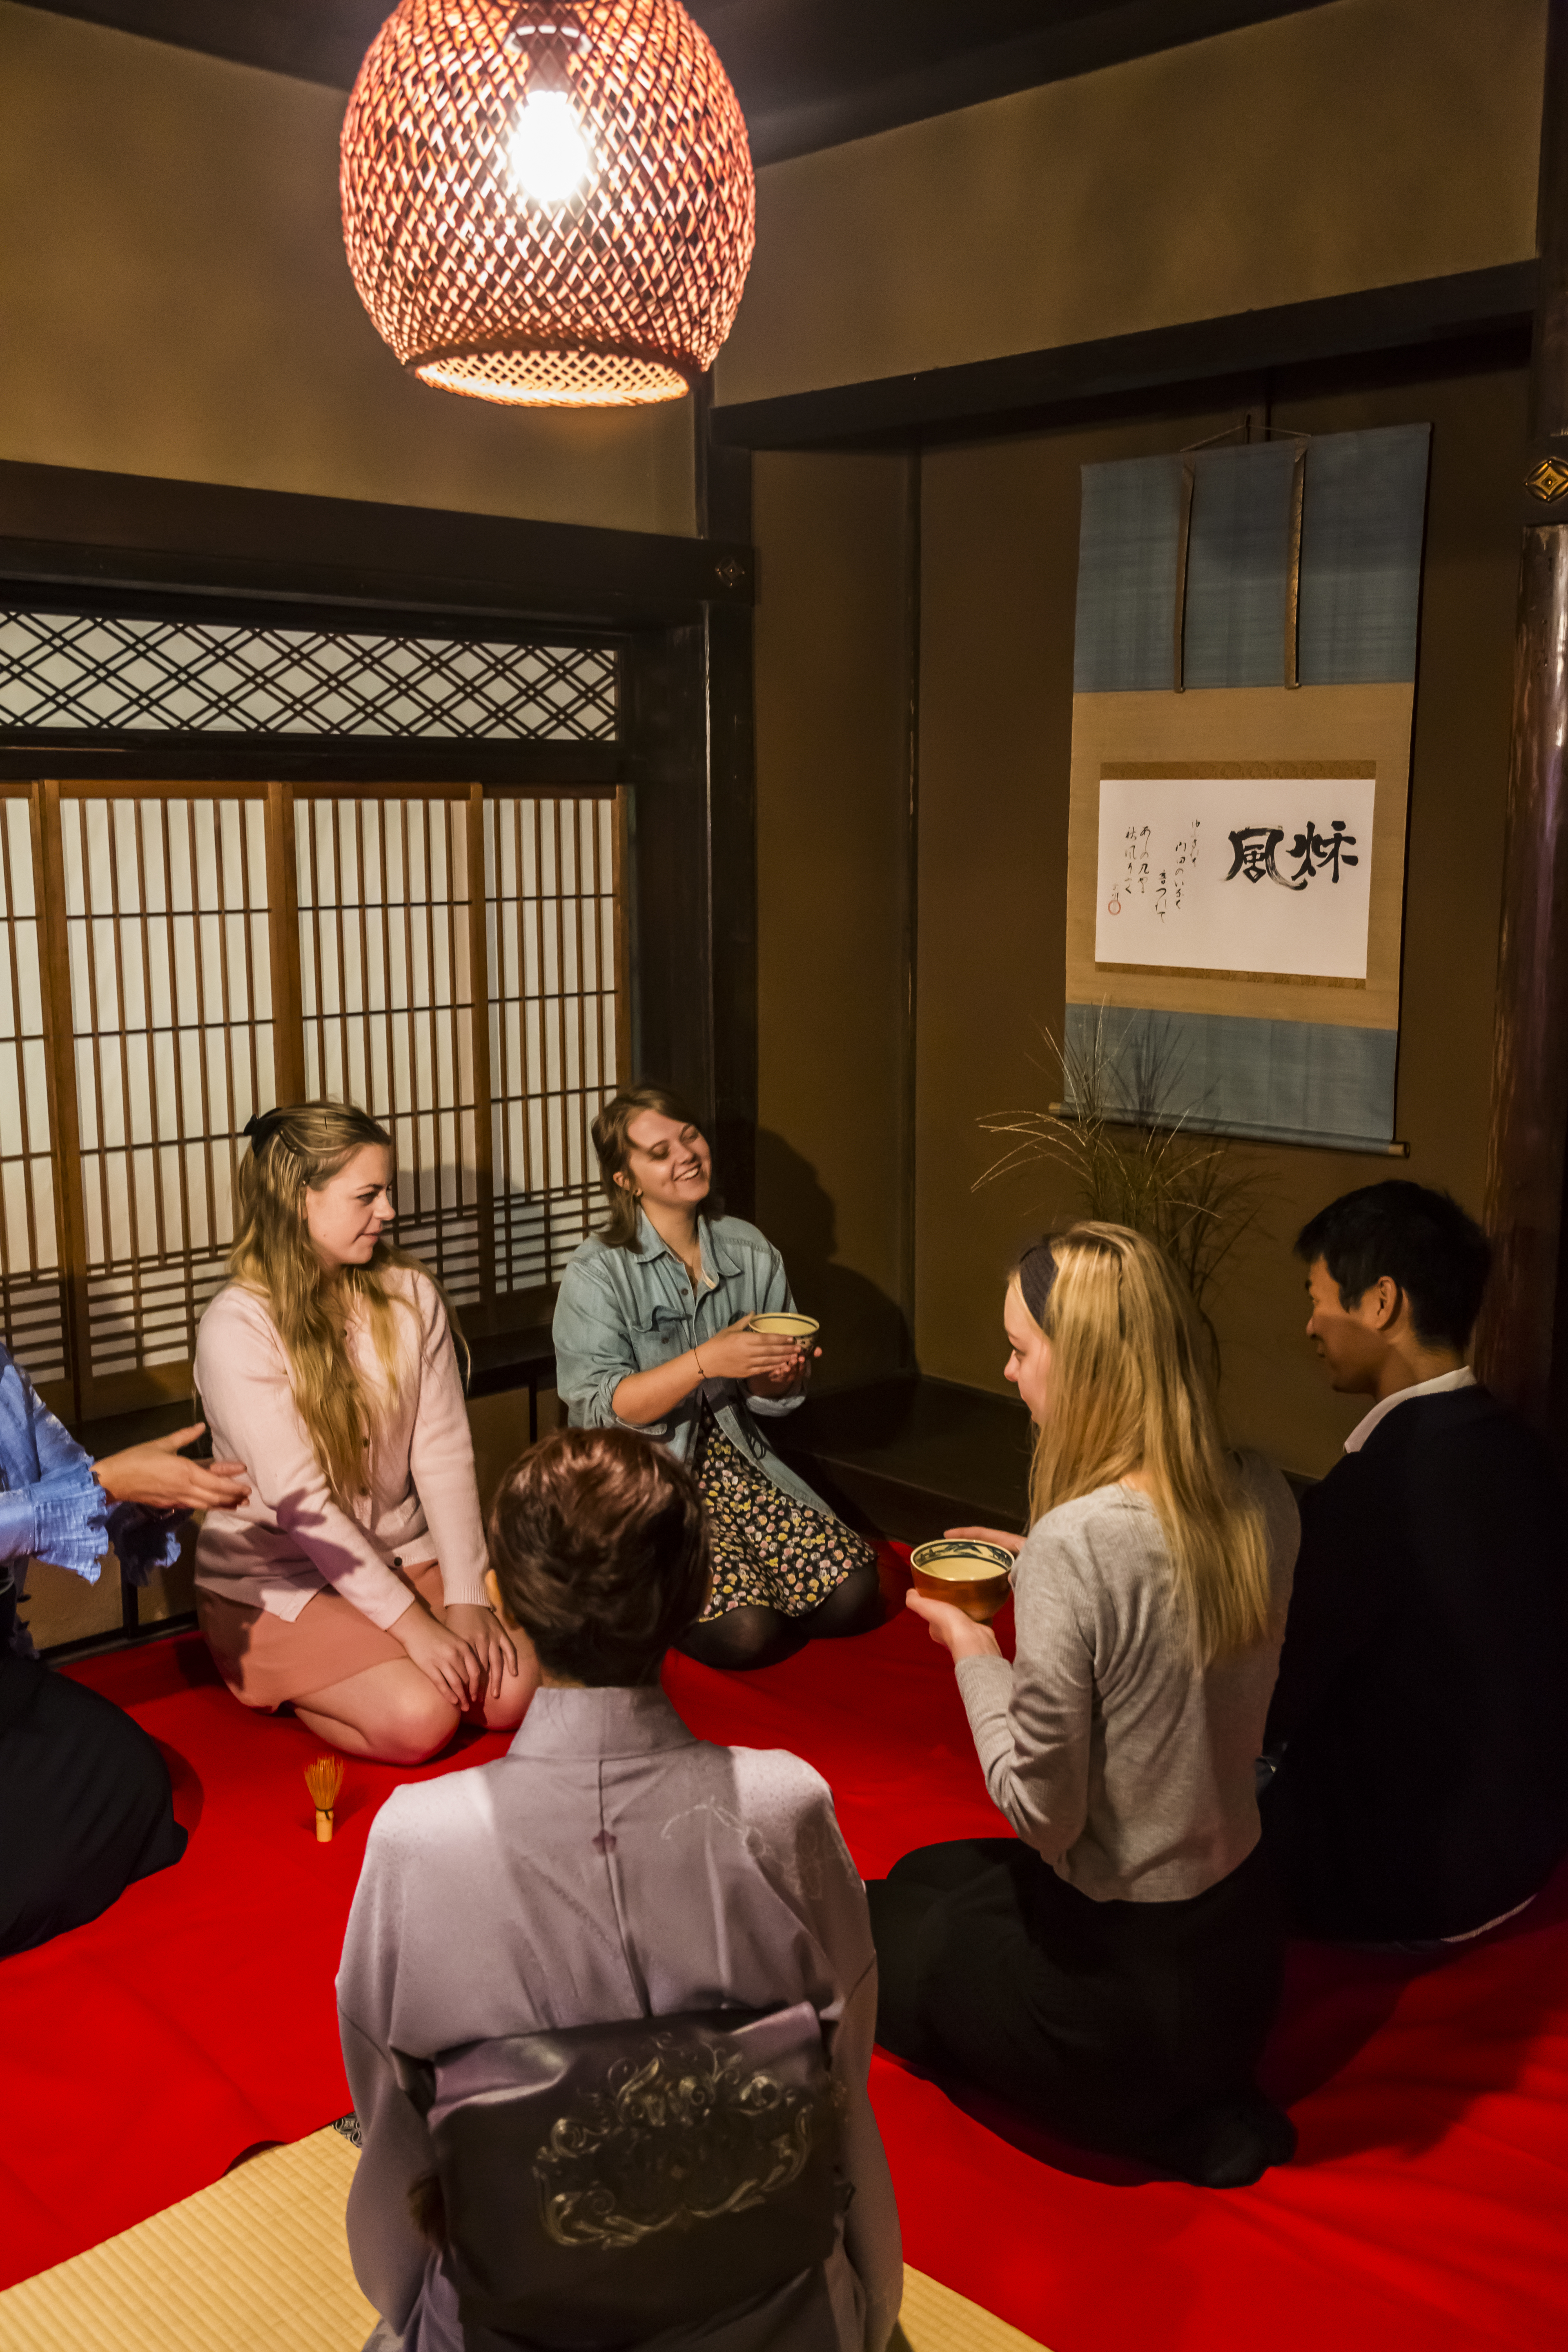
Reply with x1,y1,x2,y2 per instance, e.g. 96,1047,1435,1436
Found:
241,1109,285,1156
1018,1241,1057,1325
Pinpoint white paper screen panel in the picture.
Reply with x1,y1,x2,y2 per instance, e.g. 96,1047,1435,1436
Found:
296,797,481,1306
0,783,624,1411
0,797,65,1384
487,796,619,1292
60,797,276,1386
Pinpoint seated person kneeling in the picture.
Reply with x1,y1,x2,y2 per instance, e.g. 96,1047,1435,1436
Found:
337,1425,902,2352
1,1344,249,1958
194,1102,529,1764
869,1227,1300,2189
553,1083,882,1673
1263,1180,1568,1946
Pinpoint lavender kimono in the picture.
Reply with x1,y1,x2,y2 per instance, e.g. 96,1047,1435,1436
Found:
338,1686,902,2352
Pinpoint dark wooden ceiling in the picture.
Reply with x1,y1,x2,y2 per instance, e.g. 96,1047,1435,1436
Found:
16,1,1334,163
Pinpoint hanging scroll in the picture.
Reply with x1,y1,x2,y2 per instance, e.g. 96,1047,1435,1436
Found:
1064,424,1430,1151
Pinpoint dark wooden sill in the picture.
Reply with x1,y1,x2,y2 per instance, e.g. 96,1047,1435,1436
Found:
776,1374,1035,1547
775,1373,1318,1546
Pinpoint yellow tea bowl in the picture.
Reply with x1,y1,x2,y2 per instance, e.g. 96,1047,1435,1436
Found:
909,1539,1015,1622
747,1313,820,1345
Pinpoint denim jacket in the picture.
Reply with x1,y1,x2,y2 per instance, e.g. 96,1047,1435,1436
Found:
552,1213,832,1512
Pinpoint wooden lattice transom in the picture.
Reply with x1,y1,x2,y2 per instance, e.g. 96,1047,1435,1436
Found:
341,0,756,408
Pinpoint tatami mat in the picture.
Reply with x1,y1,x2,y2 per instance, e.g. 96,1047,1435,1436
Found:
0,2130,375,2352
894,2270,1050,2352
0,2127,1049,2352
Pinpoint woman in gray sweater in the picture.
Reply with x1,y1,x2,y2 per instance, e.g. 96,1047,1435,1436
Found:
868,1224,1300,2187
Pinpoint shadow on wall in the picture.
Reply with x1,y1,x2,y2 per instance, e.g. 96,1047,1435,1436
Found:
754,1130,909,1394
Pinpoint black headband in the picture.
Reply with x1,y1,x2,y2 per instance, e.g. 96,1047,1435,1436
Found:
1016,1241,1057,1327
241,1108,289,1157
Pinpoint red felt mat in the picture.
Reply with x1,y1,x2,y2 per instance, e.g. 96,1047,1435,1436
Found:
5,1570,1567,2352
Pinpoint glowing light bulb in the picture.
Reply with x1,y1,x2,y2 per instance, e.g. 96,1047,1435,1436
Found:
508,92,592,204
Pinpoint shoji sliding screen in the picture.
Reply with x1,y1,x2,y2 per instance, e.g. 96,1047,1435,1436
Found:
0,797,65,1392
4,780,626,1421
486,792,624,1297
295,793,484,1308
53,789,278,1405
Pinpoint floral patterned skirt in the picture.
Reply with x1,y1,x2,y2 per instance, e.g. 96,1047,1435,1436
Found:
694,1411,876,1622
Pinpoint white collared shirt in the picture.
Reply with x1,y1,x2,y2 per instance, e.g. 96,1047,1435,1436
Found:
1343,1364,1476,1454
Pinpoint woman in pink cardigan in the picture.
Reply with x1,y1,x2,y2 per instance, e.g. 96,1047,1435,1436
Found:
194,1102,532,1763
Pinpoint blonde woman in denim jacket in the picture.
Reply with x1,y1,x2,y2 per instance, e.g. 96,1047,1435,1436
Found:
552,1085,881,1669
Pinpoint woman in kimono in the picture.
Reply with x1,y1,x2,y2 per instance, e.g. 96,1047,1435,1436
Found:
339,1423,902,2352
0,1348,248,1956
552,1083,881,1670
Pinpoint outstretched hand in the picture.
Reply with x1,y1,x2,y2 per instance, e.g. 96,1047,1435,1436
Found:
94,1425,251,1514
905,1586,1003,1663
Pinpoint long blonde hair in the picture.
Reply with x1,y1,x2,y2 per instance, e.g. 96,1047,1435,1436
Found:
1020,1222,1274,1666
226,1102,434,1505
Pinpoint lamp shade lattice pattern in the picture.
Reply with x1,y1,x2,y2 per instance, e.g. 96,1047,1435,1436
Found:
341,0,755,408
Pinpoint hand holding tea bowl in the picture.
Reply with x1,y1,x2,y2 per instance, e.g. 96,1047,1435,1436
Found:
906,1536,1017,1661
744,1311,822,1400
691,1315,808,1388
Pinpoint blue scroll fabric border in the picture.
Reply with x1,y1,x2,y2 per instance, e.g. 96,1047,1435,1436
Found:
1074,424,1430,695
1063,1003,1399,1154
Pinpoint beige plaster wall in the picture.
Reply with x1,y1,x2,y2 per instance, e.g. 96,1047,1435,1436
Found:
716,0,1546,406
751,450,913,1392
0,4,695,534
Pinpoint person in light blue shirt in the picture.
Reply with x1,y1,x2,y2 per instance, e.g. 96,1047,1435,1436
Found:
0,1345,249,1955
552,1084,881,1669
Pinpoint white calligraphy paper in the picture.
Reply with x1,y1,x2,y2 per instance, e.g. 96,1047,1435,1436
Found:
1095,775,1377,980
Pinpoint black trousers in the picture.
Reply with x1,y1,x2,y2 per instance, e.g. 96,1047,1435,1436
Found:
866,1838,1284,2160
0,1648,187,1959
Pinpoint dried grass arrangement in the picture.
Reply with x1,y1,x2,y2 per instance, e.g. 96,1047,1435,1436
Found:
977,1010,1272,1368
341,0,755,409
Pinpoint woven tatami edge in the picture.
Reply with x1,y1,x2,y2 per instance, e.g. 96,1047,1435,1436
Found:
0,2125,1053,2352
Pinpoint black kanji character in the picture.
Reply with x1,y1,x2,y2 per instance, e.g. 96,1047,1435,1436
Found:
1223,826,1294,887
1289,818,1359,885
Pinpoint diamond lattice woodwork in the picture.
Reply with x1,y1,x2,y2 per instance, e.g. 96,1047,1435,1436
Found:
0,612,617,742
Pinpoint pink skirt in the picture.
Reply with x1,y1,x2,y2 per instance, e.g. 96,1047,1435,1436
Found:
196,1560,448,1711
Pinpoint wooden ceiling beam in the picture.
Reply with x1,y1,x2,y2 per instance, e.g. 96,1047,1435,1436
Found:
15,0,1340,163
710,264,1538,451
0,458,754,633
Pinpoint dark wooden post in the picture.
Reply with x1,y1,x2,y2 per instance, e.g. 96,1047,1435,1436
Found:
1477,0,1568,1432
695,375,759,1218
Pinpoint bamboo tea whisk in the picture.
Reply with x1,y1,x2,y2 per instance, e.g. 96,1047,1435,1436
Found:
305,1754,346,1842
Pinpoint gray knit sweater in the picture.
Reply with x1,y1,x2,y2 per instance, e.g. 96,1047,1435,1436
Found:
954,1457,1299,1904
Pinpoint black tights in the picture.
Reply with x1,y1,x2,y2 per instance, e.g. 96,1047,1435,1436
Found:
677,1557,882,1672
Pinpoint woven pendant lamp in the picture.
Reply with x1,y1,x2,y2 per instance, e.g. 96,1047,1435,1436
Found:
340,0,755,408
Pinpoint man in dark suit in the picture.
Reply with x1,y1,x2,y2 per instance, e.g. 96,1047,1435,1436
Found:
1262,1181,1568,1945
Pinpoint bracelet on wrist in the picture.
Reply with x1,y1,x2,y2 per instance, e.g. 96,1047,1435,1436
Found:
692,1344,708,1380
